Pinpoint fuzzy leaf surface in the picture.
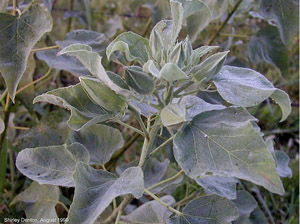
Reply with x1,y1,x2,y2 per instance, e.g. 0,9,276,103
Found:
0,4,52,100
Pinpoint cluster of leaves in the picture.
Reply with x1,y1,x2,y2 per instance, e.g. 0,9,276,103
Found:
0,0,298,224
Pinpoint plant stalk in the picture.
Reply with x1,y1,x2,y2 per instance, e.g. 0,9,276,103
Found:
144,188,183,216
150,135,175,155
147,170,184,190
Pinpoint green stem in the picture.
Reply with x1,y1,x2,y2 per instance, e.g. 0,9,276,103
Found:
113,120,145,137
144,188,183,216
150,135,175,155
147,170,184,190
173,81,194,97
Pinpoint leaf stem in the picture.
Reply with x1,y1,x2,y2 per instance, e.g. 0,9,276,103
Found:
128,105,150,139
31,45,59,53
205,0,243,45
16,67,53,95
150,135,175,155
144,188,183,216
113,120,145,137
173,81,194,97
147,170,184,190
115,209,122,224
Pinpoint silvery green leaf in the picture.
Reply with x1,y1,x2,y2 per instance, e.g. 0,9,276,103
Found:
177,0,212,41
122,195,175,224
68,163,144,224
69,124,124,165
149,29,164,63
167,195,239,224
249,26,288,75
150,20,174,54
144,158,170,188
259,0,299,47
107,71,129,90
36,50,90,77
196,176,238,199
16,143,89,187
170,0,184,43
192,51,229,82
173,107,285,195
80,77,128,112
0,4,53,101
58,44,128,95
143,60,160,78
56,29,109,55
33,84,111,131
197,90,224,105
169,42,185,68
106,31,150,64
232,190,258,224
182,36,193,66
249,208,268,224
125,66,155,94
160,63,188,82
11,182,59,223
0,0,9,12
191,45,219,66
17,110,71,149
181,95,225,119
270,89,291,122
161,103,187,127
213,66,291,122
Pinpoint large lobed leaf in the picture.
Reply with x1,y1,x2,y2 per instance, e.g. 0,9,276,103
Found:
16,143,90,187
0,4,52,101
67,163,144,224
173,107,284,195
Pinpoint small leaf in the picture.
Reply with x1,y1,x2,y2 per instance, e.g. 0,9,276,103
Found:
192,51,229,82
16,143,89,187
173,107,285,195
149,29,164,63
107,71,129,90
143,60,160,78
33,84,111,131
0,4,53,101
249,208,268,224
274,150,292,178
161,103,187,127
11,182,59,222
191,46,219,66
170,0,184,44
122,195,175,224
167,195,239,224
125,66,155,94
69,124,124,165
106,31,150,64
150,20,174,54
213,66,291,121
68,163,144,224
80,77,128,112
259,0,299,47
160,63,188,82
169,42,185,68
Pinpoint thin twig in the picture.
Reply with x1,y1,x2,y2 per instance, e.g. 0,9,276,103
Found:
147,170,184,191
144,188,183,216
205,0,243,45
150,135,175,155
16,67,53,95
31,45,59,53
113,120,145,137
